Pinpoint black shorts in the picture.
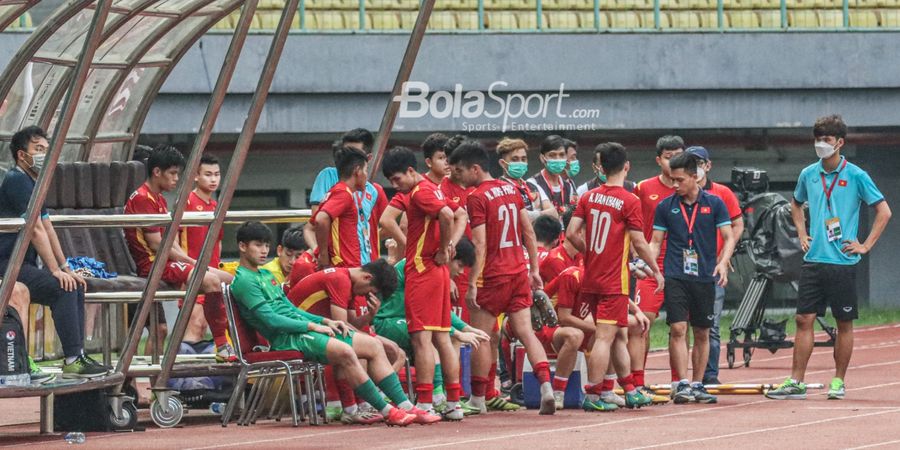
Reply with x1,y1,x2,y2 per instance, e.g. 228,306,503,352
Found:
797,263,858,321
126,301,168,330
664,277,716,328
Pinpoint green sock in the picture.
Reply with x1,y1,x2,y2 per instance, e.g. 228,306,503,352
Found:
434,364,444,394
377,373,411,408
354,379,389,412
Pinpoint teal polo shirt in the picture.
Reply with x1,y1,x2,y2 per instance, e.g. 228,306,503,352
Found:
793,156,884,266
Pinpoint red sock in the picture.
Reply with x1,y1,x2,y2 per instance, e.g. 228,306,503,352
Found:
336,378,357,408
632,369,645,388
471,376,490,397
617,374,636,393
486,363,499,400
533,361,551,385
324,365,340,402
601,378,615,392
202,292,228,347
552,376,568,392
585,383,604,396
415,383,434,404
671,368,680,383
445,383,461,402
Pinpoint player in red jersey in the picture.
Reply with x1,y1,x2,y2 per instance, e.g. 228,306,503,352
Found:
539,207,584,284
124,146,235,361
180,154,225,344
380,147,468,421
566,143,664,411
629,135,684,392
449,141,556,415
312,146,368,270
532,214,561,269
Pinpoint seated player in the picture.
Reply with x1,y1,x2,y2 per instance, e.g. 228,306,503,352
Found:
373,238,490,417
230,221,426,427
181,153,223,345
260,226,311,289
531,214,560,268
539,207,583,284
125,145,235,361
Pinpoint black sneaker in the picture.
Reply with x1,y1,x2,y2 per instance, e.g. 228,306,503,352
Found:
691,384,718,404
673,382,695,404
62,355,110,379
702,377,721,386
83,354,113,371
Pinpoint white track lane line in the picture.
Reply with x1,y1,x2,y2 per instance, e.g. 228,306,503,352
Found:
845,439,900,449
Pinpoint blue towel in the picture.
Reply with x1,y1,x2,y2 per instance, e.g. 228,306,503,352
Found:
66,256,117,279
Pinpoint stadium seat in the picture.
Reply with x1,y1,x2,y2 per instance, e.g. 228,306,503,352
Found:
850,9,878,26
609,10,641,27
546,11,581,27
456,11,480,28
669,11,701,27
640,10,672,27
880,8,900,25
369,11,402,28
698,10,724,27
687,0,717,8
786,0,816,8
366,0,399,9
256,11,302,29
789,9,820,26
604,0,654,10
517,11,540,28
723,0,756,9
309,11,345,28
304,0,358,9
213,15,236,29
425,11,459,28
543,0,594,9
659,0,691,9
342,10,372,29
814,0,842,6
728,10,761,26
853,0,883,7
752,0,782,8
259,0,287,7
578,11,611,27
6,13,33,29
486,11,518,28
758,9,785,26
818,9,844,26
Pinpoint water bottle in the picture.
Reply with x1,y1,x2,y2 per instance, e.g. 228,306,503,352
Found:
64,432,85,444
209,402,226,415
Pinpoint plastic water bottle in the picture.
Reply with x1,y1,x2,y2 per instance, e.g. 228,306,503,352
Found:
209,402,226,415
64,432,85,444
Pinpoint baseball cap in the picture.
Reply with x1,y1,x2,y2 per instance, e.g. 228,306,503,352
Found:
685,146,710,161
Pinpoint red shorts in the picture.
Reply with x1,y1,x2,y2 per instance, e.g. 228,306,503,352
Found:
451,268,470,323
580,293,629,328
405,265,451,333
635,278,665,315
476,271,531,317
161,261,194,286
178,294,205,308
527,325,594,355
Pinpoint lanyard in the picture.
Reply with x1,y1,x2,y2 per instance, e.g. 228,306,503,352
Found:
540,170,568,210
680,201,699,248
820,159,847,213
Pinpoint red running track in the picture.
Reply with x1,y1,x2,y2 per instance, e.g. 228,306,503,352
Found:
2,323,900,449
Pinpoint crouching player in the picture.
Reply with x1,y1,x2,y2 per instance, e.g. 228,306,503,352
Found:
230,221,423,427
566,143,663,411
449,141,556,415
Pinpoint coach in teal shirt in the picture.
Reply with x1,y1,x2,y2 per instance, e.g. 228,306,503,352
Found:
767,115,892,403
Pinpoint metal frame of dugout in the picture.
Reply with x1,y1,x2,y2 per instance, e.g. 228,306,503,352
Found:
0,0,439,432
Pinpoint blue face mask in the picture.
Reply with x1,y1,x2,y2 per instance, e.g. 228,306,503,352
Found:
546,159,567,175
506,161,528,179
566,160,580,177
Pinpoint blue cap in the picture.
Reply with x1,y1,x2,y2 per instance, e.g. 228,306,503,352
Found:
685,146,710,161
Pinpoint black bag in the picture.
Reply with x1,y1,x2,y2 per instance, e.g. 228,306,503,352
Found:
0,308,28,386
760,319,788,343
54,388,139,432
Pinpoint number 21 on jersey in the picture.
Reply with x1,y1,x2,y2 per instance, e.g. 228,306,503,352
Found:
498,203,521,249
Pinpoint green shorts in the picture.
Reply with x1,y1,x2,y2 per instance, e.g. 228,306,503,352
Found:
372,318,411,354
271,329,355,365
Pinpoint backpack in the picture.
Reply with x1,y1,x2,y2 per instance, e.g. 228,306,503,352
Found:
0,308,28,386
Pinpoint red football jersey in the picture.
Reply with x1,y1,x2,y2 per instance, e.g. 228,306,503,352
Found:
287,267,352,319
403,180,455,274
182,191,223,268
314,181,362,268
367,182,389,260
467,179,528,282
440,177,474,238
544,267,591,320
574,185,643,295
634,176,675,264
288,251,317,289
124,183,176,276
706,181,742,256
539,243,583,285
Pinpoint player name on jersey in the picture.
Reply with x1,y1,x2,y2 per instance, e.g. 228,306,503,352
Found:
483,183,518,201
587,191,625,210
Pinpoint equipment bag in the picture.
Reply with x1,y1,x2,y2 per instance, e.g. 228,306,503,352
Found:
0,308,28,386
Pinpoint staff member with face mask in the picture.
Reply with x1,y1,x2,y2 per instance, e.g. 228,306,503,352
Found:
767,115,891,402
527,135,578,220
496,138,557,221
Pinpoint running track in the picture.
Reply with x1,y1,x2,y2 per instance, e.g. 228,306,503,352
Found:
3,324,900,449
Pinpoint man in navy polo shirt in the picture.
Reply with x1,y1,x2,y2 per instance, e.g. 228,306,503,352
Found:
650,153,736,405
767,115,891,401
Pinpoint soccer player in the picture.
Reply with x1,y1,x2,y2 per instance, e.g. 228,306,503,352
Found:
532,214,561,266
539,207,583,284
577,144,637,196
566,142,662,411
684,146,745,385
380,146,468,419
526,135,579,218
649,152,736,405
629,135,683,394
422,133,450,186
767,115,891,401
261,226,310,287
312,146,369,269
449,140,557,415
496,138,556,220
229,221,419,427
181,153,224,344
125,145,235,361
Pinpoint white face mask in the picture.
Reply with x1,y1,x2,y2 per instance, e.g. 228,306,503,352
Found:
696,166,706,180
815,141,837,159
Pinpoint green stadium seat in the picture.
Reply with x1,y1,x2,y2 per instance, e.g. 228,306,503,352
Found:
669,11,701,27
609,11,641,26
698,10,724,27
369,11,402,28
850,9,879,25
758,9,784,26
818,9,844,26
640,10,672,26
728,10,761,26
789,9,819,26
546,11,581,27
578,11,610,27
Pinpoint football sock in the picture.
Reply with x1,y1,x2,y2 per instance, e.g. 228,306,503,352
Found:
533,361,551,385
617,374,637,394
446,382,462,402
552,376,569,393
415,383,434,404
471,376,490,397
433,364,444,394
377,373,411,407
353,380,389,415
632,369,645,387
202,292,228,347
